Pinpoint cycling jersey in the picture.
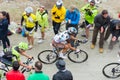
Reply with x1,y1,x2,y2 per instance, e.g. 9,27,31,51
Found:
53,31,70,43
6,70,25,80
22,12,37,28
12,46,21,62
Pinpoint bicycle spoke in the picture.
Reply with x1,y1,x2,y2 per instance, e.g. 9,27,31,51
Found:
103,63,120,78
38,50,58,64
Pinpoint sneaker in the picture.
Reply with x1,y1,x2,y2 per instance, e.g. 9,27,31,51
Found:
99,48,103,53
59,53,67,59
90,44,95,49
28,45,33,50
81,34,87,38
37,39,43,44
82,39,88,43
76,49,80,53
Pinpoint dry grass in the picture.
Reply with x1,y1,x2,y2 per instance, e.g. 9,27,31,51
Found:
0,0,86,24
2,0,118,24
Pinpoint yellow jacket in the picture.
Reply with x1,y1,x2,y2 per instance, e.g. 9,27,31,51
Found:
22,12,37,28
51,5,66,23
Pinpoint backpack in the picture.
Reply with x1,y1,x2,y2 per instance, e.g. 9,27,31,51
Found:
3,48,13,61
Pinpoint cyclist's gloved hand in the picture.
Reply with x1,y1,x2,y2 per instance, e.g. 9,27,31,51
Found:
26,65,32,70
55,16,60,19
28,56,33,59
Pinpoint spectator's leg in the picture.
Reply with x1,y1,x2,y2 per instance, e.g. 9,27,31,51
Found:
104,27,111,41
92,27,99,45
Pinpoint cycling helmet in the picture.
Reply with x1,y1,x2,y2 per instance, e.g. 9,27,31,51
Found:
68,27,77,34
56,0,63,8
25,7,33,14
18,42,28,50
59,31,69,41
56,59,66,70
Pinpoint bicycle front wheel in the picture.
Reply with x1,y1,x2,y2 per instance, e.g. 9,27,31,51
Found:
68,50,88,63
102,63,120,78
38,50,58,64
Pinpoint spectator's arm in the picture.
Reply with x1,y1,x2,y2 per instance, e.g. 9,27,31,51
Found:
94,16,101,28
71,12,80,24
21,16,24,26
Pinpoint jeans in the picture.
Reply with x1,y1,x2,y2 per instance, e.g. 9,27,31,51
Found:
1,35,10,49
92,27,105,48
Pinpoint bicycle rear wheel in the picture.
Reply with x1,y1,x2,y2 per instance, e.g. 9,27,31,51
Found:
68,50,88,63
38,50,58,64
102,63,120,78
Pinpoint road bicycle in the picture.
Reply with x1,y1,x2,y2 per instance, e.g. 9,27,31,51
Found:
0,57,34,80
102,61,120,78
38,40,88,64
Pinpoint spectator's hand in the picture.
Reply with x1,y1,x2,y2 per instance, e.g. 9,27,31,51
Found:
55,16,60,19
112,36,117,41
88,11,93,16
53,12,56,15
100,26,104,33
68,20,71,24
34,28,37,32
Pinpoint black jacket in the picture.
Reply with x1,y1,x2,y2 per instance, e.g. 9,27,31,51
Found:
0,18,8,38
109,19,120,37
52,70,73,80
94,14,110,28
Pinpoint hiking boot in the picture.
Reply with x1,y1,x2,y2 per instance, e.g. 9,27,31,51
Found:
90,44,95,49
99,48,103,53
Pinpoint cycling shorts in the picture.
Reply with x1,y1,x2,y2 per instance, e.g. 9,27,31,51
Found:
52,40,65,49
25,27,35,36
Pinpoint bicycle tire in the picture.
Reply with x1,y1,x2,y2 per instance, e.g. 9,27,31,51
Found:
38,50,58,64
68,50,88,63
102,63,120,78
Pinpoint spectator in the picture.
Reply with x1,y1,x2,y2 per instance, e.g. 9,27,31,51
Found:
81,0,98,41
65,5,80,47
21,7,37,49
51,0,66,35
27,61,49,80
104,19,120,49
52,59,73,80
90,10,110,53
36,5,49,43
0,11,10,49
6,61,25,80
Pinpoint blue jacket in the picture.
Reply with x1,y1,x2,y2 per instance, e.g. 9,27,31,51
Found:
0,18,8,38
65,9,80,25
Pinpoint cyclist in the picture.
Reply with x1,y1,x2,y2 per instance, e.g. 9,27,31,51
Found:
0,42,32,69
52,27,80,58
21,7,37,49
